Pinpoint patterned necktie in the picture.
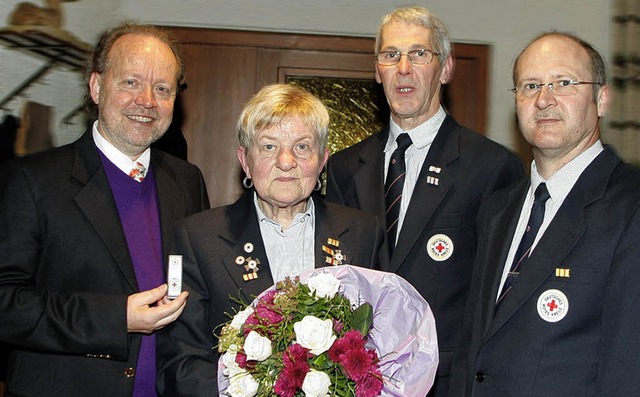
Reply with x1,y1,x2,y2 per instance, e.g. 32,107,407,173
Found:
128,161,146,182
496,183,551,307
385,133,413,255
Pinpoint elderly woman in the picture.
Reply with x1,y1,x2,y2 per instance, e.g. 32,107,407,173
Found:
157,84,384,396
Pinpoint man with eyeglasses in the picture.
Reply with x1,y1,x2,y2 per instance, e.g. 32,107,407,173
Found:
325,6,524,397
450,32,640,396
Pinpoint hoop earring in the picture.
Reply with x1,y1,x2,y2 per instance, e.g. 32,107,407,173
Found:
314,179,322,191
243,177,253,189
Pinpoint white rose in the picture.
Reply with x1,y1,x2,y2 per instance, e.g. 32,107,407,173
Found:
221,351,243,377
294,315,336,355
230,306,255,329
227,370,259,397
302,369,331,397
306,273,340,299
243,330,272,361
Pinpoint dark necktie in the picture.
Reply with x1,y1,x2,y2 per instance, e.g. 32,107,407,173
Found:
385,133,413,255
496,183,551,307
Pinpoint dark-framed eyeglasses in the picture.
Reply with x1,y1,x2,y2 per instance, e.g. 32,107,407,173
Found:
510,79,601,100
375,49,440,66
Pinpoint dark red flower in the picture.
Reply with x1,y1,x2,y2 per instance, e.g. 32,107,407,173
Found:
283,343,311,366
329,330,365,364
355,371,384,397
274,348,310,397
340,346,374,382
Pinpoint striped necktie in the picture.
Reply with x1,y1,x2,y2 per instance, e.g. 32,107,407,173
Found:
496,183,550,308
384,133,413,255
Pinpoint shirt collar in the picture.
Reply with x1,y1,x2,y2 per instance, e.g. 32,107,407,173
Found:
385,106,446,152
253,192,315,228
92,121,151,174
530,140,604,201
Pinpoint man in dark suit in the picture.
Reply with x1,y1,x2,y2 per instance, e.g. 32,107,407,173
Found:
325,6,523,396
0,24,209,396
450,32,640,396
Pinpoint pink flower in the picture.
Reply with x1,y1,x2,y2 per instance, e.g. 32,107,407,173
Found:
333,319,344,333
255,305,283,325
283,343,311,366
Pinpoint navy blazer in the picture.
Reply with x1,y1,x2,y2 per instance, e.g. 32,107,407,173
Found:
156,192,384,396
325,115,524,396
0,129,209,397
454,148,640,396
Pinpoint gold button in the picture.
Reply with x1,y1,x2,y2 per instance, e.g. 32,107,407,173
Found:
124,367,135,378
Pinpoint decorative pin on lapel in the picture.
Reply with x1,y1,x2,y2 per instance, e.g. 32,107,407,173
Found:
236,242,260,282
322,237,346,266
427,176,439,186
555,268,571,278
428,165,442,173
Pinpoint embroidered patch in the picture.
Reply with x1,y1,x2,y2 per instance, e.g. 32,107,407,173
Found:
537,289,569,323
426,234,453,262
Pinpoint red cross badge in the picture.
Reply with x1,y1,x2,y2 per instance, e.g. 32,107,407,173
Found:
426,234,453,262
537,289,569,323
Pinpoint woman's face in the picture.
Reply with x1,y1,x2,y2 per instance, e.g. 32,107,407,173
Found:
238,118,329,213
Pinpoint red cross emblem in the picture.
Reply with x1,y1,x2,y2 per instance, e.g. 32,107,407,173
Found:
546,299,558,312
435,242,446,253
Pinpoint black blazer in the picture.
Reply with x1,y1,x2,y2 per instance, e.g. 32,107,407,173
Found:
451,148,640,396
0,129,209,397
325,115,524,395
156,191,384,396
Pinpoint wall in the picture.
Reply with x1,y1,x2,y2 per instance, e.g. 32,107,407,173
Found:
0,0,612,152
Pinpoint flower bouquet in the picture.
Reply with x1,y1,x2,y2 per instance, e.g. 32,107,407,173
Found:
217,265,438,397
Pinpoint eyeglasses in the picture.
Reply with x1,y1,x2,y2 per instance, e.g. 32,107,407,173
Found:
375,49,440,66
511,79,601,100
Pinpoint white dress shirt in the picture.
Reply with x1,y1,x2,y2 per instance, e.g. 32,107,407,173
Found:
496,141,604,299
92,121,151,175
384,106,446,244
255,193,316,282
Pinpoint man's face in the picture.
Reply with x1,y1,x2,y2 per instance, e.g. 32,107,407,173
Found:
89,34,178,158
375,21,452,131
515,35,608,165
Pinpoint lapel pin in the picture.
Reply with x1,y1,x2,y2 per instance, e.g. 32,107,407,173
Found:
426,234,453,261
427,176,439,186
237,242,260,282
555,268,571,278
428,165,442,173
322,238,346,266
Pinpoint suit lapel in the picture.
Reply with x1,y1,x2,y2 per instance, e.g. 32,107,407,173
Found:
313,198,351,267
352,129,388,218
219,193,275,303
478,180,528,337
71,130,138,291
483,149,620,342
391,116,459,271
152,152,185,257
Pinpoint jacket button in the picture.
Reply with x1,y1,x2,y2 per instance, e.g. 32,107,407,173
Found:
124,367,136,378
475,371,485,382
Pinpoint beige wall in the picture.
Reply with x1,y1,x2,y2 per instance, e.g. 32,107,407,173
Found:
0,0,612,152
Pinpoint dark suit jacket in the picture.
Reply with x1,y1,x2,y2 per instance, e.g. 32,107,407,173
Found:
453,148,640,396
325,115,524,396
156,191,384,396
0,129,210,397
